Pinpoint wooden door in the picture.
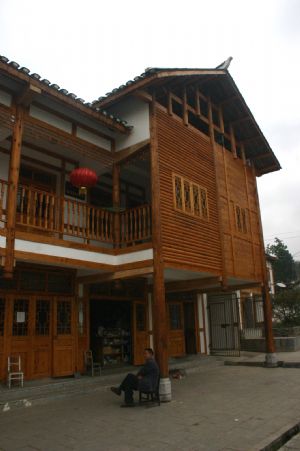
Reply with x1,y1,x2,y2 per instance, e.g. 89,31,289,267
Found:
52,297,75,377
9,296,32,379
168,302,185,357
32,297,52,378
132,301,149,365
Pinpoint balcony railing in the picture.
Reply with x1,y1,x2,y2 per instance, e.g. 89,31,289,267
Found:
0,179,152,247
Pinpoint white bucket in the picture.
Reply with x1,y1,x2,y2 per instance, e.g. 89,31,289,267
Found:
159,378,172,402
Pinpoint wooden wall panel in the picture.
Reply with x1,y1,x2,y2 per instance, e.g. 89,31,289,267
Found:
156,109,222,273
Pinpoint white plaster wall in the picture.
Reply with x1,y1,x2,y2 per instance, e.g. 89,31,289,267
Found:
0,89,12,107
199,294,210,355
76,127,111,151
0,153,9,181
109,98,150,151
14,238,153,266
30,105,72,133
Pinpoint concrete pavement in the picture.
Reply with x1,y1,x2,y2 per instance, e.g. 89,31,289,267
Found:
2,359,300,450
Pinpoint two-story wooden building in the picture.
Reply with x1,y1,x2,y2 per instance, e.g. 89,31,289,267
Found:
0,55,280,393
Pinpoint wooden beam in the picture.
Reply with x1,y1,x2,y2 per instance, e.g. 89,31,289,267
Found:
229,124,237,158
165,276,221,293
3,105,24,278
77,266,153,284
133,90,153,103
114,139,150,163
183,86,188,126
112,162,120,246
208,97,228,289
16,84,41,107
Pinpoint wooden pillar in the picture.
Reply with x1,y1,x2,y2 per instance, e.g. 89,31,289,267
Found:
150,93,169,378
4,105,24,278
252,167,276,360
59,160,66,239
112,163,121,247
229,124,237,158
208,98,227,288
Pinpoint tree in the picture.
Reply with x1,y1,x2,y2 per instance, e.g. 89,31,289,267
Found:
273,289,300,326
266,238,296,285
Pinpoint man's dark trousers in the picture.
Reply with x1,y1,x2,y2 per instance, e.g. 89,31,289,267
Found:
119,373,138,404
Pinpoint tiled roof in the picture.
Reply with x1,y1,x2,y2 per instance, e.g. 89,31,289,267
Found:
0,55,132,131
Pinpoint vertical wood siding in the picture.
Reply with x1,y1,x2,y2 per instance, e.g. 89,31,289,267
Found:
156,108,264,281
156,109,222,273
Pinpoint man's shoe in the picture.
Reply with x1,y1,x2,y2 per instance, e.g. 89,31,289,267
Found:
120,402,135,408
110,386,121,396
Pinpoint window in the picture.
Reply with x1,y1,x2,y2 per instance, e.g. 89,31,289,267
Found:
173,174,208,219
169,303,182,330
57,300,71,334
35,300,50,335
235,205,247,233
13,299,29,336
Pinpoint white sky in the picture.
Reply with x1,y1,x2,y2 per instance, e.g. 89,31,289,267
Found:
1,0,299,256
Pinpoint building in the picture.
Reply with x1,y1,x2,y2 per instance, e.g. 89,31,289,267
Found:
0,55,281,394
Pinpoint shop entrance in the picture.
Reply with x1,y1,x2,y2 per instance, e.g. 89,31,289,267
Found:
183,302,197,354
89,299,132,367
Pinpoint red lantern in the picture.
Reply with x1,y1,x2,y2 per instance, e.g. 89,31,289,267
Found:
70,167,98,194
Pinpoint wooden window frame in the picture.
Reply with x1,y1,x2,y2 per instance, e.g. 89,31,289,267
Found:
172,173,209,220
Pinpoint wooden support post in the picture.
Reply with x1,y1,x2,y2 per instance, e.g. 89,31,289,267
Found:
150,92,170,385
4,105,24,278
167,91,172,116
240,143,247,165
113,163,121,247
195,88,201,116
252,167,277,365
208,98,227,288
230,124,237,158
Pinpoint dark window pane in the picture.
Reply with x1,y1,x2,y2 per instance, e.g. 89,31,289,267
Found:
48,273,73,294
169,304,182,330
13,299,29,336
57,301,71,334
36,300,50,335
20,270,46,292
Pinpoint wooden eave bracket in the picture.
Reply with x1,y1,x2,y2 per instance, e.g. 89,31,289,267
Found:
114,139,150,163
16,83,41,107
165,276,222,293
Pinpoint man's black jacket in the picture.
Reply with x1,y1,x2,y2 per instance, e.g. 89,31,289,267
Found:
137,358,159,392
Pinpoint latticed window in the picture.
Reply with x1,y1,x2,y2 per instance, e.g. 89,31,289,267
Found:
13,299,29,336
169,303,182,330
184,181,192,213
57,300,71,334
174,176,183,210
36,300,50,335
0,299,5,336
236,205,247,233
173,174,208,220
192,185,201,216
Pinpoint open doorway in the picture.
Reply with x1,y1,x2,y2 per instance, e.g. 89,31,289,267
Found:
89,299,132,367
183,302,197,354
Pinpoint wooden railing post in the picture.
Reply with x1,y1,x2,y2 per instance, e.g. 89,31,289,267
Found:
3,105,24,278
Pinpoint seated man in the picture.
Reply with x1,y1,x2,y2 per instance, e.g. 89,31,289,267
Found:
111,348,159,407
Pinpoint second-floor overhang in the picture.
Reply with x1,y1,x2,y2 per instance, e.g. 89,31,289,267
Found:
93,59,281,176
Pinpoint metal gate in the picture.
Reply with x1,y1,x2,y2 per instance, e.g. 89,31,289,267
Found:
208,293,241,356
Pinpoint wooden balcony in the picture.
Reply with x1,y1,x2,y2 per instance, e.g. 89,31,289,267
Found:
0,179,152,248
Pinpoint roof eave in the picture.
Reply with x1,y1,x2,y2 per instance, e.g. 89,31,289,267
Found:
0,60,130,134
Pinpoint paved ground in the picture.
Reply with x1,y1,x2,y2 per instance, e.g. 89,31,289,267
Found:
280,433,300,450
2,357,300,451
